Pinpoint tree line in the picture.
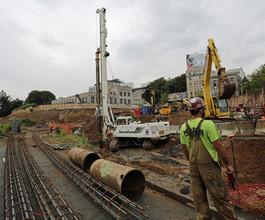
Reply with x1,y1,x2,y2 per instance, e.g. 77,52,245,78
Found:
0,90,56,117
142,73,187,105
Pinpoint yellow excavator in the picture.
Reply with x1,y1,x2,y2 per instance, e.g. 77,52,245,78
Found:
202,39,236,118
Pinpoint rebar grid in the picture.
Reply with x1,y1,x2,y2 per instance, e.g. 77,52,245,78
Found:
17,137,82,220
33,135,149,220
4,136,36,220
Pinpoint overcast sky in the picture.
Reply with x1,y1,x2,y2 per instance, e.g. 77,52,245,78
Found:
1,0,265,100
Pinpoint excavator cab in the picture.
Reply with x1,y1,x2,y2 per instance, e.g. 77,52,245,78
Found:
216,98,229,113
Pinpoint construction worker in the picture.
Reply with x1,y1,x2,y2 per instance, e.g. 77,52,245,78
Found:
180,97,237,220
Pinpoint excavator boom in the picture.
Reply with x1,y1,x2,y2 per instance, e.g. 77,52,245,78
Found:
207,39,236,99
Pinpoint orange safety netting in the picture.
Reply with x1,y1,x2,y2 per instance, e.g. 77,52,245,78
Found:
229,184,265,216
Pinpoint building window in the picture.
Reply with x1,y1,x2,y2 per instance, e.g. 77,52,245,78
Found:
128,99,131,104
124,92,126,96
114,98,117,104
85,97,87,102
213,80,217,90
120,91,122,96
120,99,123,104
91,97,95,103
128,92,130,97
124,99,127,104
110,98,113,104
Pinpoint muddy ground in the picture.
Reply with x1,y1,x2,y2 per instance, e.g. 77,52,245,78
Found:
1,109,264,185
0,109,264,219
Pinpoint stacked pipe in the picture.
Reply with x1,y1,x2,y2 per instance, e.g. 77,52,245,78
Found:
17,137,82,220
4,136,36,219
33,135,149,220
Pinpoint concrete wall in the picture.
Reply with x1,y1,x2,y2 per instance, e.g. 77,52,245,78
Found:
11,103,140,116
173,119,265,137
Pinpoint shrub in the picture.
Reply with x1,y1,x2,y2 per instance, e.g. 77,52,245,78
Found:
0,124,11,134
13,103,38,111
21,119,36,127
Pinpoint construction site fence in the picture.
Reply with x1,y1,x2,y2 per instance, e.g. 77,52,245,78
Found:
11,103,140,116
228,87,265,109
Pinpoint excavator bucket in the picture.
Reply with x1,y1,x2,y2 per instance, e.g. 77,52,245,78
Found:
218,82,236,99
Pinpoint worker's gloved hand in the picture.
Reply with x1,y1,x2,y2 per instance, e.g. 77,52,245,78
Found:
225,164,234,174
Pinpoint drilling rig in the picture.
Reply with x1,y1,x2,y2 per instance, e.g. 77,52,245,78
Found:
96,8,174,152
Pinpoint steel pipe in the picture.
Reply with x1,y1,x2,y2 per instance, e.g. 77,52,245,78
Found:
90,159,145,201
68,147,100,172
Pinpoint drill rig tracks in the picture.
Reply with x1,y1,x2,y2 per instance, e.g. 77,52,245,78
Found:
4,136,82,220
33,135,149,220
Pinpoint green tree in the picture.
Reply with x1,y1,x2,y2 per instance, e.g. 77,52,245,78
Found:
0,90,11,117
158,92,168,105
25,90,56,105
247,67,265,94
142,74,187,104
10,99,24,110
165,74,187,93
142,77,167,104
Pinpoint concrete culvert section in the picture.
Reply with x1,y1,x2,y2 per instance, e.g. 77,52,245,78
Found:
68,147,101,172
90,159,145,201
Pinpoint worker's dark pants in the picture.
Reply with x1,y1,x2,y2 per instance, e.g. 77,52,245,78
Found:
189,162,237,220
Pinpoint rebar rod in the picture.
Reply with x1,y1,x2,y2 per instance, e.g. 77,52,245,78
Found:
33,135,149,220
17,136,82,220
4,136,36,220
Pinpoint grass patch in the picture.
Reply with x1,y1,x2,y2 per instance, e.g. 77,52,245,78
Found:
0,124,11,134
21,119,36,127
44,129,94,149
13,103,38,111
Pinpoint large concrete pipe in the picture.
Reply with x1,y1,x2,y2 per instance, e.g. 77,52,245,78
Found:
68,147,100,172
90,159,145,201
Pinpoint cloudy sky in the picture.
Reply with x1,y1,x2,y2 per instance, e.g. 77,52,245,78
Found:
1,0,265,100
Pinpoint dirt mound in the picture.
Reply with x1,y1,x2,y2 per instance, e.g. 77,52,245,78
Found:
0,110,60,124
58,109,95,123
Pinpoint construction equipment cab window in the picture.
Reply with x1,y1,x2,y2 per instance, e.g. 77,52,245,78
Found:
202,39,236,118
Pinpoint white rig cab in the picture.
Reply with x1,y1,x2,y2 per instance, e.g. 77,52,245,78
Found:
96,8,174,152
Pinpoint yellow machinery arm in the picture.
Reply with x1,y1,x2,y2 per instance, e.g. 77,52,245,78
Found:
204,39,236,100
202,39,236,118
